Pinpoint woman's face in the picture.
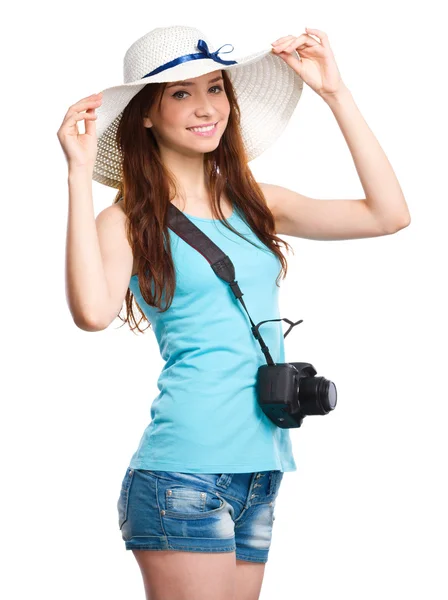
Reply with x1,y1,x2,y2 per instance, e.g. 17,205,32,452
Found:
144,69,230,156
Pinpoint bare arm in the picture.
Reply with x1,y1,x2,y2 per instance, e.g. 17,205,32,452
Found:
59,92,134,331
66,169,133,331
65,166,111,330
259,86,411,241
65,168,135,331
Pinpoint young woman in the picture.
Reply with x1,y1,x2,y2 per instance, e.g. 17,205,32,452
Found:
57,25,410,600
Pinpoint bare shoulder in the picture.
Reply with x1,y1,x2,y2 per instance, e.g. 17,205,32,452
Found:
95,201,128,232
115,199,138,275
95,200,137,277
115,197,125,212
258,181,283,225
258,182,276,211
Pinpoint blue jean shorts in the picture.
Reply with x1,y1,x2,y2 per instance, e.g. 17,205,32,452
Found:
117,467,284,563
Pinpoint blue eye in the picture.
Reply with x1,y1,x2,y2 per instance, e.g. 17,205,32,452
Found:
172,85,224,100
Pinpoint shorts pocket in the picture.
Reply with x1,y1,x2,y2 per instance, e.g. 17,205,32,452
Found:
163,485,226,520
117,468,134,530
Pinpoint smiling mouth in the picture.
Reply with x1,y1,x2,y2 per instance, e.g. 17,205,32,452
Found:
187,122,218,132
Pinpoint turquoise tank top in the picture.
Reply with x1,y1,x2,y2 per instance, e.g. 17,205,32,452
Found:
127,205,297,474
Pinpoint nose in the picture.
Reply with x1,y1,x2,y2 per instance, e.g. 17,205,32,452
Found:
193,91,220,116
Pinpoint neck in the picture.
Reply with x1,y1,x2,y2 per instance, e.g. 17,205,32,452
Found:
158,144,210,200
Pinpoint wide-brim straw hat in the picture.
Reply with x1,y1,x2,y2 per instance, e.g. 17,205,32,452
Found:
93,25,304,189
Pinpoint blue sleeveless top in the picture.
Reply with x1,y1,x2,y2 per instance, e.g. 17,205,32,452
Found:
127,205,297,474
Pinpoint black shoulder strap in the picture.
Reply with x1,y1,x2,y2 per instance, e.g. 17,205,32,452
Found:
166,203,303,366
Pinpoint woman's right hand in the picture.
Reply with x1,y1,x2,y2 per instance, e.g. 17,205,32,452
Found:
57,92,103,171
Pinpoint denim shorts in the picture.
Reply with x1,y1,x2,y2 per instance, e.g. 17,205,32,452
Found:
117,467,284,563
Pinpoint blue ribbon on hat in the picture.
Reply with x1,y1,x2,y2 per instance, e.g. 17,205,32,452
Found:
141,39,238,79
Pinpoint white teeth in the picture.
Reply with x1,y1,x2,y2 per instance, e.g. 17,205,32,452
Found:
188,123,216,132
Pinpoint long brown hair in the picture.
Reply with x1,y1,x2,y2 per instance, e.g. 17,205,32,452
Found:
113,69,294,333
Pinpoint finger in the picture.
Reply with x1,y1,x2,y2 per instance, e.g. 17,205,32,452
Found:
272,34,310,52
64,98,102,124
305,28,329,48
65,107,98,132
84,107,98,136
290,36,319,50
71,96,103,111
271,35,295,46
273,50,304,77
277,35,318,54
76,92,103,106
68,94,103,114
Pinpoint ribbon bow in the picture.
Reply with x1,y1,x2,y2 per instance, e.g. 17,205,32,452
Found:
196,39,237,66
142,38,238,79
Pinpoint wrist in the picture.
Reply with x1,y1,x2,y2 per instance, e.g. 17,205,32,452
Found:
320,82,351,106
68,164,94,180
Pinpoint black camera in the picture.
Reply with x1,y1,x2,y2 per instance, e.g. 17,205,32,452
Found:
257,361,337,428
251,318,337,428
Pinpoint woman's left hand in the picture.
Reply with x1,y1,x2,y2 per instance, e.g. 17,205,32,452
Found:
271,28,345,99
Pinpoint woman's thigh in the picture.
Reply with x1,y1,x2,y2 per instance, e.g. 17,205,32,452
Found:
132,548,236,600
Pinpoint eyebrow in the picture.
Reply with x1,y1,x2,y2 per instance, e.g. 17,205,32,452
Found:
166,76,224,89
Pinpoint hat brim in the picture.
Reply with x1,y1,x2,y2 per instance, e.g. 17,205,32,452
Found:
93,47,304,188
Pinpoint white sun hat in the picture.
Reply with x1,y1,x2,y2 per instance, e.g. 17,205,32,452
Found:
93,24,304,189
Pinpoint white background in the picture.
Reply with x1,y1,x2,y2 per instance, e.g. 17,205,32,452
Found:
2,1,447,598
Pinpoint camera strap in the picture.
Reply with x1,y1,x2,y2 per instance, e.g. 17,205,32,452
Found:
166,203,303,366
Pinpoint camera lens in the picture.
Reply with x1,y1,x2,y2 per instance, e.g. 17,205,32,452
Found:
298,377,337,415
327,381,337,410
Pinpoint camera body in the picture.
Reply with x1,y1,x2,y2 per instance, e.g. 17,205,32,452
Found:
256,362,337,428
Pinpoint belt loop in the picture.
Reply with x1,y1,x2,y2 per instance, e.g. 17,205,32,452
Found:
215,473,233,489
